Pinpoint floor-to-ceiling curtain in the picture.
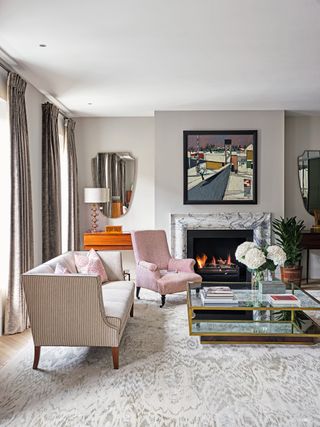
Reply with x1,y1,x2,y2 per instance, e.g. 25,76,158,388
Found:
65,118,80,250
42,102,61,261
4,72,34,335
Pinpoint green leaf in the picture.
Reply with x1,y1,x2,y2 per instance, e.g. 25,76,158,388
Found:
272,216,305,266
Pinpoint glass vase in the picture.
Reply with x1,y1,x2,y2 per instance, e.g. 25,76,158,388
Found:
251,270,264,291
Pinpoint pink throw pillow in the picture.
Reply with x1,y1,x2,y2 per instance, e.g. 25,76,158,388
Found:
55,263,71,274
75,249,108,282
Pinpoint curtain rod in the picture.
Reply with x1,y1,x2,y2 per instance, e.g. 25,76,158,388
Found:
58,110,69,120
0,60,11,73
0,61,71,120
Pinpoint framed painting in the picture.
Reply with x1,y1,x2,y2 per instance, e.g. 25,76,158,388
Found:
183,130,257,204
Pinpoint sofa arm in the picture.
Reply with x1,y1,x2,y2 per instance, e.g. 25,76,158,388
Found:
22,274,120,347
168,258,196,273
138,260,159,272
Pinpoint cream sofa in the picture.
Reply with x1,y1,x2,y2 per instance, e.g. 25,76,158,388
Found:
22,251,135,369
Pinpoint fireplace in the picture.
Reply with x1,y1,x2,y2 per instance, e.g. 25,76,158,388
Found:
187,229,253,282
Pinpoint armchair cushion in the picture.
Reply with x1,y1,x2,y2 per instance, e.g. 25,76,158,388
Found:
168,258,196,273
157,271,202,295
75,249,108,282
138,260,158,272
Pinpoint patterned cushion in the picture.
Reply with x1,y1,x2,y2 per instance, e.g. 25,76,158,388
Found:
54,263,71,274
75,249,108,282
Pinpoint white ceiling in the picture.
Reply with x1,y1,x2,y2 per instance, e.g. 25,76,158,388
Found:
0,0,320,116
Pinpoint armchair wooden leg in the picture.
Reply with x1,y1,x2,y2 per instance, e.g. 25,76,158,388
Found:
136,286,141,300
112,347,119,369
33,346,41,370
160,295,166,308
130,303,134,317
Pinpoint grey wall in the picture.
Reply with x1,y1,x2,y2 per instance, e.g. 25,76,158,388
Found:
285,115,320,278
73,111,320,279
155,110,285,235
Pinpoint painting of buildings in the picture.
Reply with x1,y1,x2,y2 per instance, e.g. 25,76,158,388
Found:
183,130,257,204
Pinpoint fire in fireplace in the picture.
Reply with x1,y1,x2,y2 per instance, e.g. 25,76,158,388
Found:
195,253,240,278
187,229,253,282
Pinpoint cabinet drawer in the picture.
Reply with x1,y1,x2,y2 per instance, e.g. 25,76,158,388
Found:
83,233,133,250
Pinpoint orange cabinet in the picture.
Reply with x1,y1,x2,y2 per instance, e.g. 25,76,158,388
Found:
83,232,133,251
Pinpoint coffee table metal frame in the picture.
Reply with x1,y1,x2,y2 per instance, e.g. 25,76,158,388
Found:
187,281,320,345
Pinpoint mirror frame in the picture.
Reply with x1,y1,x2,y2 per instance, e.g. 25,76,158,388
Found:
298,150,320,216
91,152,136,219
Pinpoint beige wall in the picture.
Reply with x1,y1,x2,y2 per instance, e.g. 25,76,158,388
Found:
75,117,155,273
285,115,320,278
155,110,285,235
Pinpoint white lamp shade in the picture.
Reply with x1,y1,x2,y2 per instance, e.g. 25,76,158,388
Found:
84,187,109,203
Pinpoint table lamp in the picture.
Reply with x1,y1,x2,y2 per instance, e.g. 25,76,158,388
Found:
84,187,109,233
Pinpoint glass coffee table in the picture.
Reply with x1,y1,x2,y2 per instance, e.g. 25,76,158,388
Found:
187,281,320,345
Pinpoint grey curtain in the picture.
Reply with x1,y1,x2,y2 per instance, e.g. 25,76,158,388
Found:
42,102,61,261
65,118,80,250
5,73,34,335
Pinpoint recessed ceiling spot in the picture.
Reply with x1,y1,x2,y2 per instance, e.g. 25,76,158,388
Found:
39,44,47,48
88,102,93,105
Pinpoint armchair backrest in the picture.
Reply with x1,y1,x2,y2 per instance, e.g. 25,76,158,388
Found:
131,230,171,269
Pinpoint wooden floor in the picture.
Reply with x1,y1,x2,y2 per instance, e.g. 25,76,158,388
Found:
300,279,320,290
0,329,32,369
0,281,319,370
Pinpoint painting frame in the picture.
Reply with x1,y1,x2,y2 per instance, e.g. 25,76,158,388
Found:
183,130,258,205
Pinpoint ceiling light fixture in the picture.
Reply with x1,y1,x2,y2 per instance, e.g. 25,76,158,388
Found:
39,44,47,48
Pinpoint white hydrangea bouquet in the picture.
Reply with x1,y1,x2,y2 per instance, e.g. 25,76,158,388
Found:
235,241,287,284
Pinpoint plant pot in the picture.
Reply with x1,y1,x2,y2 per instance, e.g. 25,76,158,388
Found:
280,266,303,286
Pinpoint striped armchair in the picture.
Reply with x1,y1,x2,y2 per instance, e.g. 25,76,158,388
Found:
22,251,135,369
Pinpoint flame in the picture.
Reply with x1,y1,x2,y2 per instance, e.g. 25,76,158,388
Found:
196,253,207,269
211,256,217,266
227,254,231,265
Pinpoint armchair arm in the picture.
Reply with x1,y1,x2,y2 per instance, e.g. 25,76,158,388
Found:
136,261,161,288
138,260,159,272
168,258,196,273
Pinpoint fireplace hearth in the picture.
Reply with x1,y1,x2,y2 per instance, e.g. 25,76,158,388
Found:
187,229,253,282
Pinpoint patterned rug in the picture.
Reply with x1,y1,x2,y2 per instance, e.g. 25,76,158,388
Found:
1,290,320,427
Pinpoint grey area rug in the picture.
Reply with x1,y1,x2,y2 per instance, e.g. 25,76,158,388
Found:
1,290,320,427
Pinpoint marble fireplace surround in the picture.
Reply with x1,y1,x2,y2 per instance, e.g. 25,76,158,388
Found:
171,212,271,259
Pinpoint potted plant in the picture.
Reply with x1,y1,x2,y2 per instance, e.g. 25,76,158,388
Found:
272,217,305,285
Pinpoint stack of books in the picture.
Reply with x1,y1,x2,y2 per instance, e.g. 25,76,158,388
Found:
200,286,238,306
267,294,300,307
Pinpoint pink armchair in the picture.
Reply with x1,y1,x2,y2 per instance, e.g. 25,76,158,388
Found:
131,230,202,307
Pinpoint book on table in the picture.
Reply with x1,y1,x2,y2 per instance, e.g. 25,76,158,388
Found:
200,288,238,305
203,286,234,297
267,294,300,307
